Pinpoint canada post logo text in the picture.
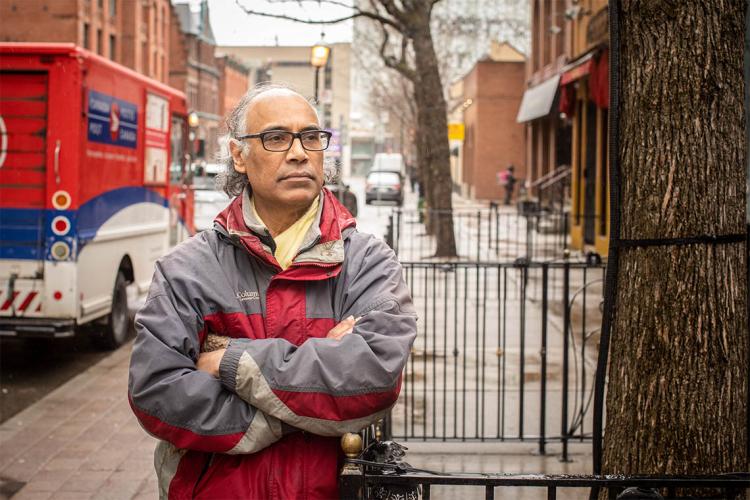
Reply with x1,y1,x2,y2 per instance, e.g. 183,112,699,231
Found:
88,90,138,149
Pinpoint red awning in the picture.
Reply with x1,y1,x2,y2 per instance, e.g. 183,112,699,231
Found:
560,53,594,85
589,49,609,109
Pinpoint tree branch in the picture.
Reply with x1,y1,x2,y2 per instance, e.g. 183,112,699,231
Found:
376,0,411,26
378,23,417,81
234,0,403,31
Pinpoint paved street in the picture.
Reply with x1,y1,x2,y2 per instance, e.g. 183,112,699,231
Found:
0,337,112,424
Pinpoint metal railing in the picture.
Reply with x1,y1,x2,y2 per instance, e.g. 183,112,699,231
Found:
387,208,572,262
339,465,749,500
393,261,606,460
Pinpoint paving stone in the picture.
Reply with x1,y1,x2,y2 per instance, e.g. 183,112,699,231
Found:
95,471,151,500
133,474,159,498
9,490,52,500
47,491,93,500
80,448,128,472
1,445,56,482
40,457,85,472
20,469,74,492
59,470,112,492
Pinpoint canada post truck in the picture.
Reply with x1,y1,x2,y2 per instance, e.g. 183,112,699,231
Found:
0,43,194,348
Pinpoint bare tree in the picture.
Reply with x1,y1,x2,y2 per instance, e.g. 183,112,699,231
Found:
600,0,748,492
351,36,417,158
236,0,457,257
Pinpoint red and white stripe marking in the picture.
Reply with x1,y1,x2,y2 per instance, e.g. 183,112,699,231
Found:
0,290,42,315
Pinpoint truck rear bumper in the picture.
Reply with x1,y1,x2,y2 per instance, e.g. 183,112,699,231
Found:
0,317,76,338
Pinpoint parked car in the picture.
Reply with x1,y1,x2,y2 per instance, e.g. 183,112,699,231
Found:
193,188,230,232
326,182,358,217
365,171,403,206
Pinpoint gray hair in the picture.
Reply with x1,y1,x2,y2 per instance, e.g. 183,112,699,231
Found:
215,82,337,197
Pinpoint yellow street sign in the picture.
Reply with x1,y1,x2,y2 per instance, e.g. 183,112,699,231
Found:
448,123,465,141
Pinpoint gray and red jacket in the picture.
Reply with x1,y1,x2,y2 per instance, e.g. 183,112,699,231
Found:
128,188,417,499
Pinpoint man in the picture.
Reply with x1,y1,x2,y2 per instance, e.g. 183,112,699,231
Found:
128,84,417,499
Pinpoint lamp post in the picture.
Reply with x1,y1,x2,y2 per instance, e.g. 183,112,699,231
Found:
187,111,200,160
310,35,330,104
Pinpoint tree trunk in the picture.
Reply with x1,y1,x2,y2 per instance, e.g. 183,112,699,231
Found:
602,0,748,489
412,19,456,257
414,81,435,235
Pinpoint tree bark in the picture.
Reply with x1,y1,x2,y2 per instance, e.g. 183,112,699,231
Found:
602,0,748,488
412,17,456,257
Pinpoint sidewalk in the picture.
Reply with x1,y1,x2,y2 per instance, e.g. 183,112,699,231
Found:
0,341,157,500
0,340,592,500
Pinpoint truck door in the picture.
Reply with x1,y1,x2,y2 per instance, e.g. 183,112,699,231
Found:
168,115,193,245
0,72,48,316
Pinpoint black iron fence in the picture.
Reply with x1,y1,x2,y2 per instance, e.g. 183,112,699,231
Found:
339,464,750,500
387,207,573,262
392,261,606,460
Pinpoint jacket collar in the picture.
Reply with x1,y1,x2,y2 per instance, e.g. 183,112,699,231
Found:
215,186,357,279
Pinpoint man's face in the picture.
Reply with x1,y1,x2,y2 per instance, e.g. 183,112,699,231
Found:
231,91,324,211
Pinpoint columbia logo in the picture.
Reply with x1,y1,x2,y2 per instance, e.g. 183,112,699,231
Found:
236,290,260,301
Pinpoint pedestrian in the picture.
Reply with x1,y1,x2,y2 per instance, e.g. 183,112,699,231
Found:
128,83,417,500
498,164,516,205
408,164,419,194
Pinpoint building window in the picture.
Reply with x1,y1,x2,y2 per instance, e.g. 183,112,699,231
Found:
83,23,90,49
109,34,116,61
97,29,103,55
109,0,116,17
142,41,148,73
324,64,332,90
324,104,332,129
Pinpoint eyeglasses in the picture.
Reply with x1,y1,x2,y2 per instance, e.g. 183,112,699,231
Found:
236,129,332,152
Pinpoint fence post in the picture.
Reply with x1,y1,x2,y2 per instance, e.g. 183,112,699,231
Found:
385,215,394,250
395,208,402,258
477,210,482,261
489,202,497,250
539,264,549,455
561,263,571,462
339,433,364,500
525,214,533,261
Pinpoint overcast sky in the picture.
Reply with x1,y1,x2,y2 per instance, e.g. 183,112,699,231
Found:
174,0,354,47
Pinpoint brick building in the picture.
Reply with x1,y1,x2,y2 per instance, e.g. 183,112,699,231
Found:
215,56,250,119
170,0,220,162
517,0,609,255
454,42,526,201
0,0,171,84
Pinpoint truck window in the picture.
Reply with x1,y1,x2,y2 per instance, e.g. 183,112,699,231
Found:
170,116,185,184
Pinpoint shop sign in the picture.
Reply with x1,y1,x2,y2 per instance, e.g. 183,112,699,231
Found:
448,123,465,141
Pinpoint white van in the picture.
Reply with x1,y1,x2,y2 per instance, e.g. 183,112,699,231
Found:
371,153,405,177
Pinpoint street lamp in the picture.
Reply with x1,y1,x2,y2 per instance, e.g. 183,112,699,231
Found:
187,111,201,162
310,34,330,103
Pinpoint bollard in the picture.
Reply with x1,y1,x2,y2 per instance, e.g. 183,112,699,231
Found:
339,433,364,500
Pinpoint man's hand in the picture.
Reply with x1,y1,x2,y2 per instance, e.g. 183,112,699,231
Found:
326,315,359,341
197,348,226,378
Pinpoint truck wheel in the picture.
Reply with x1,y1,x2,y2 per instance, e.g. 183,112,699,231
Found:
93,271,131,350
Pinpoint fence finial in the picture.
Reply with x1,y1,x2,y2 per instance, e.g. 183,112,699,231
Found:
341,433,363,459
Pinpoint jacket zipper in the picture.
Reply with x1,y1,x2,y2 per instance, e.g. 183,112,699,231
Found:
191,453,214,497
